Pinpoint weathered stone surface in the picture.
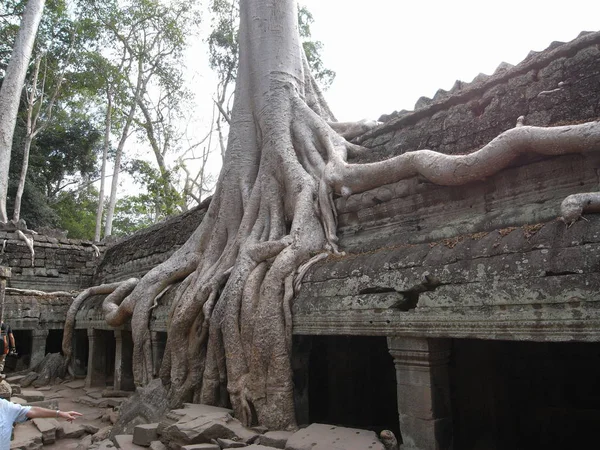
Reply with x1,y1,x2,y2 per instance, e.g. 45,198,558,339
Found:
57,421,88,439
163,414,258,447
11,420,43,450
0,380,12,399
32,418,58,444
89,439,117,449
110,379,169,438
76,434,93,450
115,434,147,450
20,389,45,402
217,437,247,448
285,423,385,450
92,425,112,442
181,444,220,450
132,422,159,446
149,441,168,450
259,430,292,448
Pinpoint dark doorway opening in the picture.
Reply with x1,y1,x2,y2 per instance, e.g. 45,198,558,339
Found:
10,330,31,371
73,329,88,377
307,335,399,438
450,339,600,450
45,329,63,355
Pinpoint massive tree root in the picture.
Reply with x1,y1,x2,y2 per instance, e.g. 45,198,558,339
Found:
62,0,600,432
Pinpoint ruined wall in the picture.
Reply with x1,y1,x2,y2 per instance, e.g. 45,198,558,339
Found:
0,229,102,330
93,201,209,285
293,30,600,342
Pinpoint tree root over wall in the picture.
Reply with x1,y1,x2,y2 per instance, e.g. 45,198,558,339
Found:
62,0,600,431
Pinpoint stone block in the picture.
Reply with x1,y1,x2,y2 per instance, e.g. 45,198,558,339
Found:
10,420,43,450
34,267,47,276
285,423,385,450
217,438,247,448
181,445,220,450
11,396,27,405
259,430,292,448
133,423,159,446
20,389,45,402
0,380,12,399
115,434,148,450
0,266,11,278
76,434,93,450
163,413,258,446
32,418,58,444
149,441,167,450
57,422,88,439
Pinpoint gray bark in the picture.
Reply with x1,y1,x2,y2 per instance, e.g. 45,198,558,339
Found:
95,87,113,242
0,0,46,223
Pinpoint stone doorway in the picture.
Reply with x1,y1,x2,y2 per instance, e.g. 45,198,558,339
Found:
450,339,600,449
305,335,399,438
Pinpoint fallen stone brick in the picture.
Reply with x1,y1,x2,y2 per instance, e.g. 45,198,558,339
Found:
133,423,159,446
259,430,293,449
181,444,220,450
32,418,58,444
57,422,88,439
115,434,148,450
285,423,385,450
149,441,167,450
217,437,247,448
19,389,45,402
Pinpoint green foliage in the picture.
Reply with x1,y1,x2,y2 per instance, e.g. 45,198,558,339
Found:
126,159,184,220
52,185,98,239
29,116,101,198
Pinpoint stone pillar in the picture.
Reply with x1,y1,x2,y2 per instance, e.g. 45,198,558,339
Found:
114,329,135,391
0,266,11,323
150,332,166,377
387,337,453,450
30,329,49,369
86,329,107,388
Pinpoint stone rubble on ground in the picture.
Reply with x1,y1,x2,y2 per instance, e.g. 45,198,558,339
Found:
8,379,390,450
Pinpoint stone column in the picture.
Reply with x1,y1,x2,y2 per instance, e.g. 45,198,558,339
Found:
30,329,49,369
86,328,107,388
0,267,11,319
387,337,453,450
114,329,135,391
150,331,166,377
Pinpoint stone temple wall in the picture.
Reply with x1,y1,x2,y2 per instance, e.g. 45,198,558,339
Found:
293,30,600,340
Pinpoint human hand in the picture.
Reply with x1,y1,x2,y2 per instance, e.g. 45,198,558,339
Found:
58,411,83,422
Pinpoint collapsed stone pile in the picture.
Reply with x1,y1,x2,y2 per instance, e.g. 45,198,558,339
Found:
2,377,393,450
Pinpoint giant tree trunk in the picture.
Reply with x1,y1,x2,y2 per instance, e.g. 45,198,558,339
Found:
63,0,600,433
0,0,46,223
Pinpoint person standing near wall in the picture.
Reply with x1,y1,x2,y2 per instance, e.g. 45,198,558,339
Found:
0,322,16,375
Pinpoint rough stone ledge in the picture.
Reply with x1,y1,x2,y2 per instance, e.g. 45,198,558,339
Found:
292,305,600,342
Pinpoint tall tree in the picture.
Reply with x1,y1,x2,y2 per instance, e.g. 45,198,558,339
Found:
0,0,46,223
79,0,200,237
64,0,600,432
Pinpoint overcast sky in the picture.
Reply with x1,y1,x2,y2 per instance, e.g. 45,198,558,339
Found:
296,0,600,121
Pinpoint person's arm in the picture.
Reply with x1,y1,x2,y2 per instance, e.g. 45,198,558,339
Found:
26,407,82,422
8,332,15,350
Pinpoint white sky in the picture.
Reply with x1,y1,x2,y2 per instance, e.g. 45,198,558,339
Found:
296,0,600,121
